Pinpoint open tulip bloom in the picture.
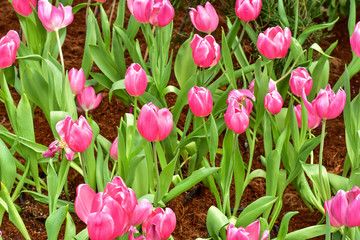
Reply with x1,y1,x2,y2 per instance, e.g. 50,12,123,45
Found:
38,0,74,32
227,221,269,240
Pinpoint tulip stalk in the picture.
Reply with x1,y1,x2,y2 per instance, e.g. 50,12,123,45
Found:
79,152,89,185
153,142,161,207
318,119,327,193
55,30,66,97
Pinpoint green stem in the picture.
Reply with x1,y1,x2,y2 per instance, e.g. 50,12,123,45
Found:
79,152,88,184
342,226,348,240
55,30,66,98
230,22,248,55
243,128,257,194
202,117,212,165
133,97,138,126
318,119,327,193
153,142,160,207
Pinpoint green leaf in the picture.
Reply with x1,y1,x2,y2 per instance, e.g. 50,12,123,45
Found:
209,114,218,167
285,225,335,239
0,138,16,192
46,205,69,240
276,212,298,240
64,212,76,240
278,0,290,27
157,155,177,202
206,206,229,240
297,18,339,45
23,191,75,212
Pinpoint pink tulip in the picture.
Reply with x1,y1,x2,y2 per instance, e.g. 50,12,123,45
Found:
227,221,269,240
12,0,37,17
125,63,148,97
38,0,74,32
129,199,153,226
350,21,360,57
235,0,262,22
264,90,283,115
68,68,85,95
249,78,277,94
137,103,173,142
127,0,153,23
294,104,321,130
224,99,250,134
190,34,220,68
142,207,176,240
0,30,20,69
76,86,102,112
189,2,218,34
149,0,175,27
188,86,213,117
289,67,313,97
257,26,292,59
226,89,255,115
96,0,106,2
110,137,118,161
62,115,93,152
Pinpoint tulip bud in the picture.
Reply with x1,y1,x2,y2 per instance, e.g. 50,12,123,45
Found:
350,21,360,57
235,0,262,22
0,30,20,69
68,68,86,95
227,221,269,240
12,0,37,17
294,104,321,130
189,2,219,34
249,78,277,94
38,0,74,32
224,99,250,134
137,103,173,142
62,116,93,152
257,26,292,59
188,86,213,117
190,34,221,68
142,207,176,240
124,63,148,97
127,0,153,24
325,190,348,228
109,137,118,161
76,86,102,112
289,67,313,97
149,0,175,27
264,91,283,115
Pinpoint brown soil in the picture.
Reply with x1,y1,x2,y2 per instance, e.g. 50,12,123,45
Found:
0,0,356,240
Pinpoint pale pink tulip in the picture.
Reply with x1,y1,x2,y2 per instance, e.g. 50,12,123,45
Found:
289,67,313,97
127,0,153,23
38,0,73,32
68,68,85,95
264,90,283,115
62,115,93,152
294,104,321,130
190,34,220,68
76,86,102,112
189,2,218,34
137,103,173,142
257,26,292,59
125,63,148,97
227,221,269,240
235,0,262,22
224,99,250,134
249,78,277,94
109,137,118,161
188,86,213,117
350,21,360,57
149,0,175,27
142,207,176,240
0,30,20,69
12,0,37,17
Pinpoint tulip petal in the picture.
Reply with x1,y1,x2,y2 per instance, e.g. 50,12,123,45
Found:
74,184,96,224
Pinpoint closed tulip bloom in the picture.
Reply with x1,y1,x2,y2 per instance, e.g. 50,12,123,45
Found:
189,2,218,34
345,186,360,227
0,30,20,69
125,63,148,97
68,68,86,95
350,21,360,57
149,0,175,27
142,207,176,240
188,86,213,117
38,0,74,32
12,0,37,17
257,26,292,59
264,90,283,115
127,0,153,23
249,78,277,94
190,34,221,68
325,190,348,228
289,67,313,97
227,221,269,240
224,99,250,134
77,86,102,112
235,0,262,22
137,103,173,142
62,115,93,152
109,137,118,161
294,104,321,130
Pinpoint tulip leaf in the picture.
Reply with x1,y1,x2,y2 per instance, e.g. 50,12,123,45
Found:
297,18,339,45
22,191,75,212
46,205,69,240
0,138,16,195
302,163,331,202
206,206,229,240
278,0,290,27
64,212,76,240
17,54,44,61
157,153,178,203
276,211,298,240
221,30,236,89
284,225,336,239
209,114,219,167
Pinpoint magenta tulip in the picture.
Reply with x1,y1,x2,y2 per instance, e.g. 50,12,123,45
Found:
38,0,74,32
289,67,313,97
68,68,85,95
224,99,250,134
129,199,153,226
189,2,219,34
149,0,175,27
227,221,269,240
249,78,277,94
12,0,37,17
190,34,221,68
350,21,360,57
188,86,213,117
257,26,292,59
110,137,118,161
137,103,173,142
62,115,93,153
127,0,153,24
264,90,283,115
125,63,148,97
0,30,20,69
142,207,176,240
294,104,321,130
235,0,262,22
226,89,255,115
76,86,102,112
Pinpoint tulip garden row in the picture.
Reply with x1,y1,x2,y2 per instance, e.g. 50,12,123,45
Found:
0,0,360,239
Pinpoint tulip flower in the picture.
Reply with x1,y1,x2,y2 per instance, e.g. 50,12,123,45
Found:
76,86,102,112
68,68,86,96
109,137,118,161
350,21,360,57
127,0,153,24
190,34,221,68
294,104,321,130
289,67,313,97
264,90,283,115
257,26,292,59
249,78,277,94
188,86,213,117
149,0,175,27
226,89,255,115
125,63,148,97
129,199,154,226
227,221,269,240
137,103,173,142
12,0,37,17
224,99,250,134
62,115,93,152
189,2,219,34
0,30,20,69
38,0,74,32
142,207,176,240
235,0,262,22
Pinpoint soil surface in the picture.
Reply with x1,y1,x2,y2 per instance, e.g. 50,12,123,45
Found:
0,0,356,239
